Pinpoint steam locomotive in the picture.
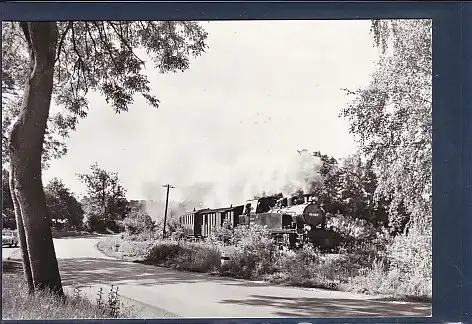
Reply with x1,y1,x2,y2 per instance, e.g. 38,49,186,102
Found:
178,194,342,250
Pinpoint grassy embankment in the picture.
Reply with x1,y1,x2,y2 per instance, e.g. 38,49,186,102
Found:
97,225,432,302
2,260,135,320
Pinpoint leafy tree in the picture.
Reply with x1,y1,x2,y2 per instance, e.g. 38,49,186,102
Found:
129,199,147,213
307,150,389,226
44,178,84,230
123,209,156,235
336,155,388,225
309,150,344,215
2,21,207,294
340,20,432,233
78,163,130,233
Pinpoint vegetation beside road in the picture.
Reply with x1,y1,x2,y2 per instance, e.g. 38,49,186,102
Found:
2,261,135,320
97,218,432,302
51,229,98,239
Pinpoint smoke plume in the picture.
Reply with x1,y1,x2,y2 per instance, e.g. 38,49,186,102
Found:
179,150,323,209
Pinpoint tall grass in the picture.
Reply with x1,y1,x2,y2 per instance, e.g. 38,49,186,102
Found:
97,218,432,301
96,233,154,260
2,273,134,320
343,227,432,300
145,240,221,273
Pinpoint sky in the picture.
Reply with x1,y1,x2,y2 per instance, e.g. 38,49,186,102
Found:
42,20,379,208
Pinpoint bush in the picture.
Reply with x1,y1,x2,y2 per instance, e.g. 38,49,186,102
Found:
274,245,320,280
125,230,158,242
267,245,338,288
385,227,432,297
343,226,432,299
85,214,106,233
122,210,155,235
219,225,277,279
208,219,234,245
154,217,185,240
326,214,380,240
146,240,221,273
97,236,153,260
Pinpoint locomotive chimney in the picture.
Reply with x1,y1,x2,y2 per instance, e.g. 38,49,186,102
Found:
287,197,293,207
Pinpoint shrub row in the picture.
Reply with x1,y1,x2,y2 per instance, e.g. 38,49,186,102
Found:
99,217,431,300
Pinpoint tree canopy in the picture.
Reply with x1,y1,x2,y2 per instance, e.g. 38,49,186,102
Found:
78,163,130,232
44,178,84,230
2,21,208,167
340,20,432,232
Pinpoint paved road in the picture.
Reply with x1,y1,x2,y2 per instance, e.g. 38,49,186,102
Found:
3,237,432,318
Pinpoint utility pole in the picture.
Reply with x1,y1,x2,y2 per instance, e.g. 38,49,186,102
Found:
162,184,175,238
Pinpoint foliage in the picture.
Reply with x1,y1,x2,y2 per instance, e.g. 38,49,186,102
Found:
95,285,123,318
50,229,92,238
218,225,278,279
122,209,155,235
265,245,370,290
145,240,221,273
385,227,432,296
78,163,130,233
337,225,431,299
308,150,342,213
326,214,381,240
45,178,84,230
2,273,135,319
208,219,234,245
97,235,154,260
99,227,431,300
154,215,185,240
335,155,389,224
341,20,432,233
301,150,390,226
2,21,208,167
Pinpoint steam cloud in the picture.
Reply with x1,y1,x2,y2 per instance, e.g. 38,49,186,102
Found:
179,150,323,209
143,150,323,219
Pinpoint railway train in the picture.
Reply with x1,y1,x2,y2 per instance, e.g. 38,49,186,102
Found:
178,193,342,250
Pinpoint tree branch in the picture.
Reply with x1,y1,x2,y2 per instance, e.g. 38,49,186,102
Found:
55,22,72,64
70,23,88,93
92,21,120,71
107,21,145,65
84,22,100,56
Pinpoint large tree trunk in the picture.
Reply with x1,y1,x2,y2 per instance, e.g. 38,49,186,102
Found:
9,171,34,293
9,22,63,295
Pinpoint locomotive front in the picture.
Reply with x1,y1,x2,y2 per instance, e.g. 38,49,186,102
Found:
294,203,326,231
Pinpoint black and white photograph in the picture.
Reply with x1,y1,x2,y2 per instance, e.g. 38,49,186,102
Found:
2,19,432,319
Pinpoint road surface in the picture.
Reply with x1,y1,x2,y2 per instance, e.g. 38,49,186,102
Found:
3,237,432,318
